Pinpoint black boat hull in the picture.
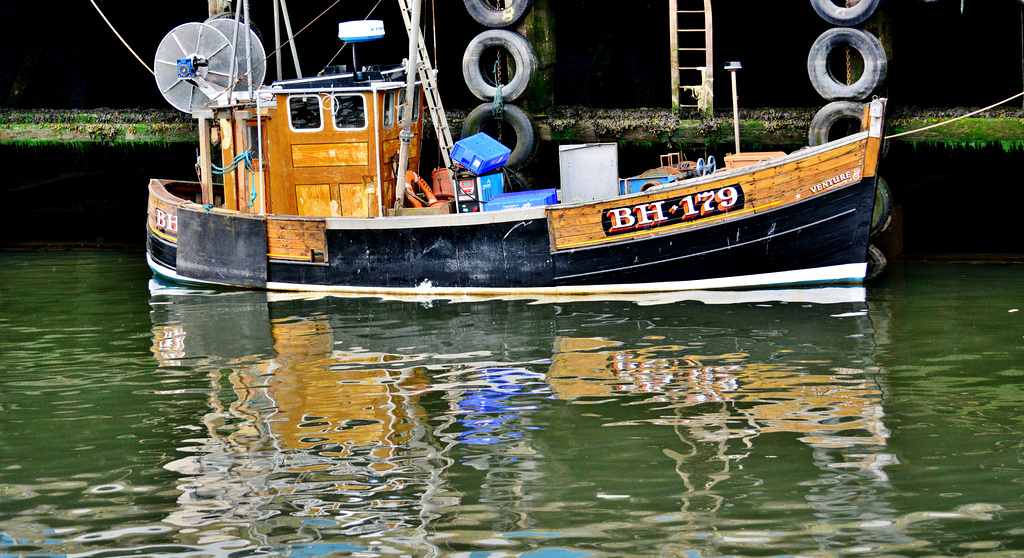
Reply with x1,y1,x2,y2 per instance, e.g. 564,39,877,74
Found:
146,175,874,293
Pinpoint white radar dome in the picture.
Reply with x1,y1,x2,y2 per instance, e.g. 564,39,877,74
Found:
338,20,385,43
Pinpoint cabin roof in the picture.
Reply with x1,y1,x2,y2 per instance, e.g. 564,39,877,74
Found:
272,64,408,92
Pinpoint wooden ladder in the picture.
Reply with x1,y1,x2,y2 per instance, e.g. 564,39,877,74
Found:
397,0,454,169
669,0,714,114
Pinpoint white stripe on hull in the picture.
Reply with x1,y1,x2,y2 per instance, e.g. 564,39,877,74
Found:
148,253,865,296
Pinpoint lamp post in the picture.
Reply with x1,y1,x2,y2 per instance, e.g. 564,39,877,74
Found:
725,61,742,154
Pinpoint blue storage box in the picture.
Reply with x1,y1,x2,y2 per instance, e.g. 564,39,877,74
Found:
477,171,503,202
483,189,558,212
452,133,512,175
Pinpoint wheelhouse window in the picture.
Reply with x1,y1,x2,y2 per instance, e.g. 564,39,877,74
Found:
383,92,395,128
288,95,323,131
332,94,367,130
397,88,421,125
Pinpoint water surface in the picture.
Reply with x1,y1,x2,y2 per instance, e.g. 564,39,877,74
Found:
2,252,1023,557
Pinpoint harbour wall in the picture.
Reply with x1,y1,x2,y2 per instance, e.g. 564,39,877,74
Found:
1,1,1023,260
3,1,1021,110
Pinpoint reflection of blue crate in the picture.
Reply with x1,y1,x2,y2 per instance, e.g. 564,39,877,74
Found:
619,175,672,195
483,189,558,212
452,133,511,175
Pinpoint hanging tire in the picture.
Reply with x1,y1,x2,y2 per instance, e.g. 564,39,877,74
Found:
808,101,865,145
462,29,538,102
871,176,893,237
865,244,887,280
461,103,538,170
807,28,887,101
463,0,535,28
809,0,882,26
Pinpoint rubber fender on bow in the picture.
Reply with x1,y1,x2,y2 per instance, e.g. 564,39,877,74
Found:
871,176,893,237
463,0,535,28
807,28,887,101
405,171,445,208
866,244,887,280
462,29,538,102
809,0,882,26
461,103,538,170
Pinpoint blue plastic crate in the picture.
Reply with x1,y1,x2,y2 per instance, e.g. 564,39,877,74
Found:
451,133,511,175
483,189,558,212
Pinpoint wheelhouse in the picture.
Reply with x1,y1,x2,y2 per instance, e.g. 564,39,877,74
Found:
208,67,423,219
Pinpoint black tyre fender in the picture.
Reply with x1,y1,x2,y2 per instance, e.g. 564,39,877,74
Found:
462,29,538,102
807,28,887,101
500,167,533,193
808,101,865,145
461,103,538,170
809,0,882,26
463,0,535,28
865,244,887,281
871,176,893,237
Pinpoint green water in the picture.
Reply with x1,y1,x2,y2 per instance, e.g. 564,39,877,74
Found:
1,251,1023,557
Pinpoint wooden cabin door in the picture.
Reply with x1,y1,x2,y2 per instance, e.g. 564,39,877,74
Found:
273,93,378,218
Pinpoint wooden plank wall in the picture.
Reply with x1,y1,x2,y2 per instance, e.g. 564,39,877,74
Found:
548,138,868,252
266,217,328,262
266,93,376,218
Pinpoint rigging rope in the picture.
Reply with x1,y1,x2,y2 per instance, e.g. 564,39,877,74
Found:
431,0,443,172
211,150,254,174
207,150,258,207
884,91,1024,140
88,0,154,76
258,0,344,75
209,0,346,106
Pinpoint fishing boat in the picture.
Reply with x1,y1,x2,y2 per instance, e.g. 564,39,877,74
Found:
145,2,887,295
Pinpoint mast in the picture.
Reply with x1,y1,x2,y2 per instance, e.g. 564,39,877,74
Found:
273,0,283,80
280,0,303,78
394,0,422,211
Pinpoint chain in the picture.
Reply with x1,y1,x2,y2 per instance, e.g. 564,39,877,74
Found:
846,0,858,88
493,0,505,87
493,0,507,141
494,56,504,141
495,53,503,88
846,45,852,86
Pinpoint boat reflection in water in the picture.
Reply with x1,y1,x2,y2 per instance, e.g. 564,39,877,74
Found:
149,281,896,556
